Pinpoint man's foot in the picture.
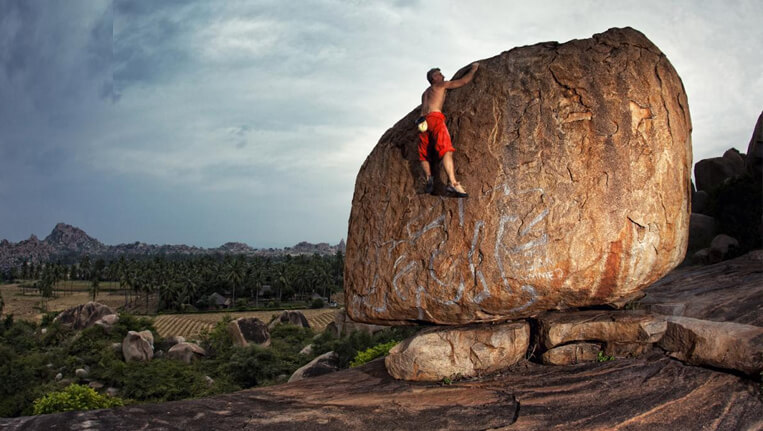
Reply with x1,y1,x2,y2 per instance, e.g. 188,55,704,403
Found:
446,182,468,198
425,176,434,194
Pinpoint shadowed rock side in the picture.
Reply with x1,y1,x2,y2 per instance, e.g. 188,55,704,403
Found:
345,27,692,325
2,356,760,431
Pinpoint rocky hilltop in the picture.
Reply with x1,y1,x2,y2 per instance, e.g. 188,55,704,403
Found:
0,223,346,272
346,27,692,325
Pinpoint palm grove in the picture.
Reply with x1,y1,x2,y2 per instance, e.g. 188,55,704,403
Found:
4,252,345,312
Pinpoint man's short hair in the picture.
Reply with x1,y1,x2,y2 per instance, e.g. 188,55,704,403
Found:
426,68,440,84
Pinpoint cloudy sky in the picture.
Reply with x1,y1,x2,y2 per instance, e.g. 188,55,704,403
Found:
1,0,761,248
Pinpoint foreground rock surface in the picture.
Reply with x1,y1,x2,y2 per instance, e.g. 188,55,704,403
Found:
641,250,763,325
385,321,529,381
53,302,116,330
3,356,760,431
346,27,692,325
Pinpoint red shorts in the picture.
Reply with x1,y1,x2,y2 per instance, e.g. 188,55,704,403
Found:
418,112,455,161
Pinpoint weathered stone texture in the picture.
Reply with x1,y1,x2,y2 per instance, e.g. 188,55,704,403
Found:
346,27,692,325
385,321,529,381
658,316,763,376
538,310,666,349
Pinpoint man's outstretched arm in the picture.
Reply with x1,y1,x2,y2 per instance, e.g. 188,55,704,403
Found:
444,62,479,89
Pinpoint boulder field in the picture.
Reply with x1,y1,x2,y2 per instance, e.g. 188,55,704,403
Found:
345,26,692,326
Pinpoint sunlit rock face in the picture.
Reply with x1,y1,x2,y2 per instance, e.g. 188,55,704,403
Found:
345,27,692,325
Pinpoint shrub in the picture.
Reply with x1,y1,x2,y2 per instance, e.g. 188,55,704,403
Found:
350,340,399,367
310,298,324,309
226,344,298,388
199,315,235,360
116,360,209,402
313,326,420,369
32,384,123,415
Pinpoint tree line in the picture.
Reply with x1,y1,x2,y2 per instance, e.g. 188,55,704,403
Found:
3,252,344,313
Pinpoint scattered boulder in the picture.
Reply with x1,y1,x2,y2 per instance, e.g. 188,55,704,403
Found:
541,342,601,365
88,381,104,391
288,351,340,383
688,213,717,252
385,321,529,381
75,368,88,378
53,302,115,330
346,27,692,325
204,376,214,387
105,387,120,398
54,373,62,381
156,336,185,352
694,149,745,192
691,248,711,265
658,316,763,376
94,314,119,331
538,310,666,349
167,342,207,364
269,310,310,329
708,234,739,263
122,330,154,362
228,317,270,347
299,344,314,356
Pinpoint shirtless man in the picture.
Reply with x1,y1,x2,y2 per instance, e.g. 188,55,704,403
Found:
418,62,479,197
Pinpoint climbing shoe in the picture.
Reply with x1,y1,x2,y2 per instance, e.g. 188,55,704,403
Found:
446,182,468,198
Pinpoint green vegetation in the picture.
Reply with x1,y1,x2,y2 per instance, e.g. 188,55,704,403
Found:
597,351,615,362
350,340,399,367
0,307,420,418
5,252,344,313
32,384,123,415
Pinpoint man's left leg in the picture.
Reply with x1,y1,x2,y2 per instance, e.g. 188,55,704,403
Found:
442,151,467,197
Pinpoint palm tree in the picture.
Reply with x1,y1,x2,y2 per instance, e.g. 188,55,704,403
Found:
225,256,246,306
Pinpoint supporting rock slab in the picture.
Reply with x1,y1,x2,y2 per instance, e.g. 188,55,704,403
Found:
541,342,601,365
658,316,763,376
538,310,666,349
385,321,529,381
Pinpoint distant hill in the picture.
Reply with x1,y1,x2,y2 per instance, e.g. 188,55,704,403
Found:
0,223,345,272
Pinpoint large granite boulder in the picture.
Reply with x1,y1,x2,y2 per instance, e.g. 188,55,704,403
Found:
53,302,116,330
122,330,154,362
228,317,270,347
346,27,692,325
385,321,529,381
